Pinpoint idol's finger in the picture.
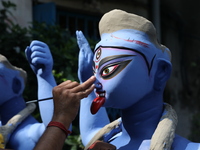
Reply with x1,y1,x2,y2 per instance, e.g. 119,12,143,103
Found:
30,40,46,49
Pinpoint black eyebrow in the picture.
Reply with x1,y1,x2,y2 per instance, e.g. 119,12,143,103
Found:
99,55,135,69
95,46,156,75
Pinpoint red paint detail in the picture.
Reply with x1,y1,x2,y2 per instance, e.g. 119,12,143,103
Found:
90,97,105,114
111,34,149,48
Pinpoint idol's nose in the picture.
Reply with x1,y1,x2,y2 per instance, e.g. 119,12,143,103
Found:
94,79,102,90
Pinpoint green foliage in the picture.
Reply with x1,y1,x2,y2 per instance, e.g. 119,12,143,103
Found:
65,135,84,150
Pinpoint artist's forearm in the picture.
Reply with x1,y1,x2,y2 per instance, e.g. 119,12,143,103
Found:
34,114,72,150
33,126,66,150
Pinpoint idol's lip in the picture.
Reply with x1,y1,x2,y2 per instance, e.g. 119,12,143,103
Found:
95,90,106,97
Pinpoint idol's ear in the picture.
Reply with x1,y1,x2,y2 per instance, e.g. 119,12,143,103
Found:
153,58,172,91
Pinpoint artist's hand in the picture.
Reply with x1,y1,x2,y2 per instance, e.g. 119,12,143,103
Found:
25,40,53,77
52,76,96,126
76,31,94,83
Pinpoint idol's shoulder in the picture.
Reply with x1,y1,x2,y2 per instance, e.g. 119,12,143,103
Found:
172,134,200,150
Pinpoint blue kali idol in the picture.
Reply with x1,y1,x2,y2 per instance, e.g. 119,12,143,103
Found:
0,41,58,149
77,9,200,150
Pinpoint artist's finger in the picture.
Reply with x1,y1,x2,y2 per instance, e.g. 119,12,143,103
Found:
58,80,80,88
63,81,79,89
72,76,96,93
57,80,72,87
83,84,95,96
76,84,95,99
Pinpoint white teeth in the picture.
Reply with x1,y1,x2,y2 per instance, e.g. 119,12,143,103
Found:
100,93,105,97
96,92,105,97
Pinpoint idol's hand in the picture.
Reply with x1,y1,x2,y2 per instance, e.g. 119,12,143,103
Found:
76,31,94,83
25,40,53,77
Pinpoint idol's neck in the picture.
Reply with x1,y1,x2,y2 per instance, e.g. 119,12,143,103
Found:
121,91,164,141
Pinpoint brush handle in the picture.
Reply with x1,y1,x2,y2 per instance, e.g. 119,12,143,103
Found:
26,97,53,104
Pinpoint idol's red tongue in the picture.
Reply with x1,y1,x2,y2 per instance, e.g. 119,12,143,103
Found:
90,97,105,114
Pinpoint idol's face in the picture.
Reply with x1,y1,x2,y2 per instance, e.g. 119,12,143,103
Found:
93,47,154,109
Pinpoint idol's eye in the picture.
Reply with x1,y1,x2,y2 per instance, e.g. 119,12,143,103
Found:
100,60,131,79
102,65,119,77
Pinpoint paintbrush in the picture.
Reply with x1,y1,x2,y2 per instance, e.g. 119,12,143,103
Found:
26,97,53,104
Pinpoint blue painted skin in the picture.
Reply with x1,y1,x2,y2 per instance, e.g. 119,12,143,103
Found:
0,56,45,149
25,40,57,125
76,30,200,150
3,31,199,149
0,40,56,149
